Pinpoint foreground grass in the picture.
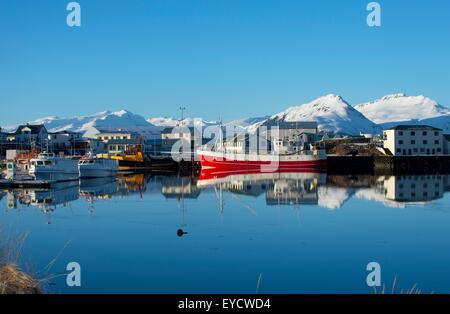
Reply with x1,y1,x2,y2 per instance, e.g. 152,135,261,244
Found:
0,264,42,294
0,228,42,294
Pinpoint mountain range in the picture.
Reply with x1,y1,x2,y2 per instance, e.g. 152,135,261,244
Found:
4,93,449,138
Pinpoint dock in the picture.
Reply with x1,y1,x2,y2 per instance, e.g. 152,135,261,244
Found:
0,179,53,189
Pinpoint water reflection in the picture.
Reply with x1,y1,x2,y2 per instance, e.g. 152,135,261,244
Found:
1,173,450,215
12,181,79,212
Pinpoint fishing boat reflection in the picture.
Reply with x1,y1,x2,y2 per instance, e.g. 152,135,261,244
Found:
197,168,327,206
14,181,79,212
79,177,119,201
161,176,200,200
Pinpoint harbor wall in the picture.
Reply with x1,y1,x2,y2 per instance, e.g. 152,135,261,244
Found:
327,155,450,175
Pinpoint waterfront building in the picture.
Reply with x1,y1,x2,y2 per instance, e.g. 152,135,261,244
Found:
444,134,450,155
105,138,144,155
68,138,108,156
94,130,146,155
161,126,203,154
0,127,8,158
8,124,48,148
262,121,318,141
95,130,143,142
47,130,83,155
383,125,444,156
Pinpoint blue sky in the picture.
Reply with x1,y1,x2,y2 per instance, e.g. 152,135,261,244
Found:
0,0,449,126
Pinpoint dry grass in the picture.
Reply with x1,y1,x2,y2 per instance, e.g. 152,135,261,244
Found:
0,264,42,294
373,275,430,295
0,228,42,294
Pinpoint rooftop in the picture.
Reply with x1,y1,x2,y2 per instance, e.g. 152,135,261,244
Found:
105,139,143,145
49,130,82,135
14,124,47,135
385,125,442,131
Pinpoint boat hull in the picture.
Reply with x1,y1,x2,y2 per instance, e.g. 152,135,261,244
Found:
197,151,327,173
117,158,178,171
79,168,118,178
30,170,79,182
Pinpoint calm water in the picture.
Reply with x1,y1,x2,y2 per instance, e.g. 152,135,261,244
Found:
1,172,450,294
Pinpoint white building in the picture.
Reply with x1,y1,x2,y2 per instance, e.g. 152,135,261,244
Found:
92,130,146,155
383,125,443,156
95,130,143,142
444,135,450,155
48,130,83,152
161,126,203,153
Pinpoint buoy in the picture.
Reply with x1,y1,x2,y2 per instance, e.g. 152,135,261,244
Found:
177,229,188,237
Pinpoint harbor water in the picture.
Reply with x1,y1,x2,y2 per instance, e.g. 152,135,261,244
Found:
1,173,450,293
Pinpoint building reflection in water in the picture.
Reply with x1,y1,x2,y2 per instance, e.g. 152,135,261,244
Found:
2,173,450,217
382,175,446,203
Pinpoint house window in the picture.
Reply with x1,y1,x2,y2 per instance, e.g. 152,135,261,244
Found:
411,140,415,145
423,140,428,145
399,140,404,145
410,131,415,136
398,131,404,136
435,131,439,136
437,148,442,153
435,140,439,145
396,148,401,153
423,131,428,136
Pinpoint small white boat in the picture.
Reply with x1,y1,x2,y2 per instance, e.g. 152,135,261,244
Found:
78,157,119,178
30,153,79,182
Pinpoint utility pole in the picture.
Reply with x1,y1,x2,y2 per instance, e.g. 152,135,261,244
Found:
179,106,186,125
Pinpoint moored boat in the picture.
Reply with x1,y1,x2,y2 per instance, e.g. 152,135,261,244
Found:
30,153,79,182
197,149,327,173
78,157,119,178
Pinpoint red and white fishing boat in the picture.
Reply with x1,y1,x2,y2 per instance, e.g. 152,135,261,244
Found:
197,149,326,173
197,133,327,173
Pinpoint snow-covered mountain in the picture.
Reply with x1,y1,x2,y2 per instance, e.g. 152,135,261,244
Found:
355,93,450,133
7,110,162,139
5,93,449,138
250,94,381,136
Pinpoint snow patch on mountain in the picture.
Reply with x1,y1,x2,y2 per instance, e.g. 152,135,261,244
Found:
355,94,450,133
251,94,381,135
7,110,162,139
